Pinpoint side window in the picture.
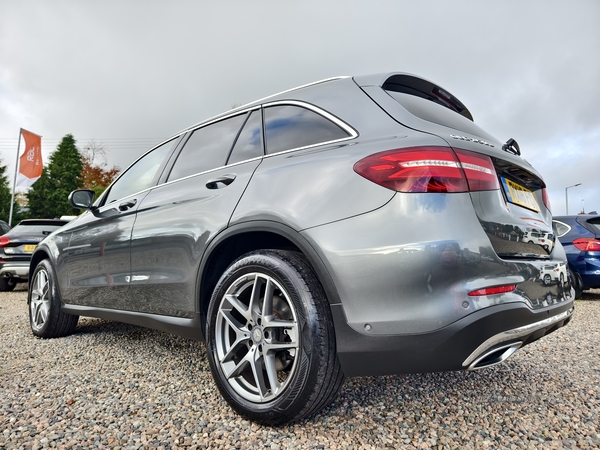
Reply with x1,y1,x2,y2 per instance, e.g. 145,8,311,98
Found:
227,110,263,165
263,105,350,154
104,138,176,205
552,221,571,237
168,114,246,181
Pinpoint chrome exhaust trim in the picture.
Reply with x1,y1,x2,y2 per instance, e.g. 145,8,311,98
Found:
467,341,522,370
463,307,574,369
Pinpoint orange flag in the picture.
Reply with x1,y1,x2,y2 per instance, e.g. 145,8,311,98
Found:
16,129,43,187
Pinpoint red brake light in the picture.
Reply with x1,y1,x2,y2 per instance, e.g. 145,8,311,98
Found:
542,187,551,212
453,149,500,191
354,146,499,193
573,238,600,252
468,284,517,296
0,236,10,248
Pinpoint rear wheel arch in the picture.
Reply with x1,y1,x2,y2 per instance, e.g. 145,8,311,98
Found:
29,249,51,285
197,222,341,335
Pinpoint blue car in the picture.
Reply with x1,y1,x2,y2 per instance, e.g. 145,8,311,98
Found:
553,215,600,297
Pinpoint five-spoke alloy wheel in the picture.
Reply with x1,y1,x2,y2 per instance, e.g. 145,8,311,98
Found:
206,250,344,425
28,259,79,338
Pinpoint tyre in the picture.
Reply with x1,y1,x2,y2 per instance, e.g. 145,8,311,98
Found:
568,266,584,299
0,277,17,292
28,259,79,338
206,250,344,425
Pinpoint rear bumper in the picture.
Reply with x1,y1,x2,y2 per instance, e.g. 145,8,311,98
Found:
333,301,574,377
0,262,29,280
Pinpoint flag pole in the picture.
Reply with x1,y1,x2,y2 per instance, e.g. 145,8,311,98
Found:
8,128,22,226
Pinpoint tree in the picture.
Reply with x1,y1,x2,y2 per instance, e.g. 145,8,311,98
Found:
79,140,120,199
0,159,22,224
27,134,83,218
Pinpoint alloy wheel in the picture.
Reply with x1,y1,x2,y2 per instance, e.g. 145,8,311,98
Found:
214,272,299,403
30,268,51,332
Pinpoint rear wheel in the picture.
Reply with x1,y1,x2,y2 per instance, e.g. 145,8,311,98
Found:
0,277,17,292
206,250,344,425
28,259,79,338
568,266,584,299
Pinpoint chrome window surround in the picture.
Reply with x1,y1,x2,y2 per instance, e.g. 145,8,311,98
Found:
262,100,358,158
462,307,574,369
157,101,357,186
552,220,571,238
96,96,358,205
178,76,349,135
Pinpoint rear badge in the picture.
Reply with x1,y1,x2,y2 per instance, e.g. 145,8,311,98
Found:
450,134,494,148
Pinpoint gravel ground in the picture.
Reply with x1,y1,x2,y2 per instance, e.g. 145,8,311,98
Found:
1,286,599,450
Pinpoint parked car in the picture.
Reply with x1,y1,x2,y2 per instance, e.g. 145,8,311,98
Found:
523,230,553,251
27,72,574,425
0,220,10,235
553,214,600,297
0,219,69,291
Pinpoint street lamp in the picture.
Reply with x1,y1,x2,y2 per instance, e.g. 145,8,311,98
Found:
565,183,582,215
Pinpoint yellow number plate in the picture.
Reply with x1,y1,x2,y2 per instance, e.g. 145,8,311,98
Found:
501,178,540,212
23,244,37,253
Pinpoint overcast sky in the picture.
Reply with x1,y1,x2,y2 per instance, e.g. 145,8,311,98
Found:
1,0,598,215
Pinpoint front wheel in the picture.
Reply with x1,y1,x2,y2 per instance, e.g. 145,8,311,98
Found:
28,259,79,338
206,250,344,425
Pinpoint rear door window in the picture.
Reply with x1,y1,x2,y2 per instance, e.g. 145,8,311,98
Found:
264,105,349,154
227,110,263,165
168,114,247,181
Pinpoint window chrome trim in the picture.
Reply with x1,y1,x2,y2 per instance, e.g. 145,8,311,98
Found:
178,77,349,135
261,100,358,158
184,106,260,135
552,220,571,238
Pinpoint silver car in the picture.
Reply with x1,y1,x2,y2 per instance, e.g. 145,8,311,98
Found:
28,72,574,425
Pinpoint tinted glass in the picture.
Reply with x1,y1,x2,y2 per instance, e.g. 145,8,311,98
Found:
584,218,600,234
169,114,246,181
264,105,349,154
104,139,176,204
552,221,571,237
9,224,64,235
227,110,263,165
386,90,496,141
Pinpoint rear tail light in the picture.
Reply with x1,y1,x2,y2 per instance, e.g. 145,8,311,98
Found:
468,284,517,296
573,238,600,252
542,187,551,212
0,236,10,248
354,146,499,193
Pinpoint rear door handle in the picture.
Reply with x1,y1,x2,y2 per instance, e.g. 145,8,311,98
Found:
119,199,137,211
206,174,236,189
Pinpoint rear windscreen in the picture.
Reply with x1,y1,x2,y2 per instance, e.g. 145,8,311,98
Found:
8,225,64,235
582,217,600,235
385,90,496,142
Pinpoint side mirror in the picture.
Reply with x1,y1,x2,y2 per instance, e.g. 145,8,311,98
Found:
68,190,96,210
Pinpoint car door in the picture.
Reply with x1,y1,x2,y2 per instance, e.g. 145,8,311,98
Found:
63,138,181,309
128,109,264,316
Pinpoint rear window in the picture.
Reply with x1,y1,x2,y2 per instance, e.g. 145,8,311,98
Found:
583,217,600,234
385,90,496,141
8,224,65,235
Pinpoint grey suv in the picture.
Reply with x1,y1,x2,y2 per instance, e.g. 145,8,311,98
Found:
28,73,574,425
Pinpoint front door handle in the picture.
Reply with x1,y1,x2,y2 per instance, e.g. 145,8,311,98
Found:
119,199,137,211
206,174,236,189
